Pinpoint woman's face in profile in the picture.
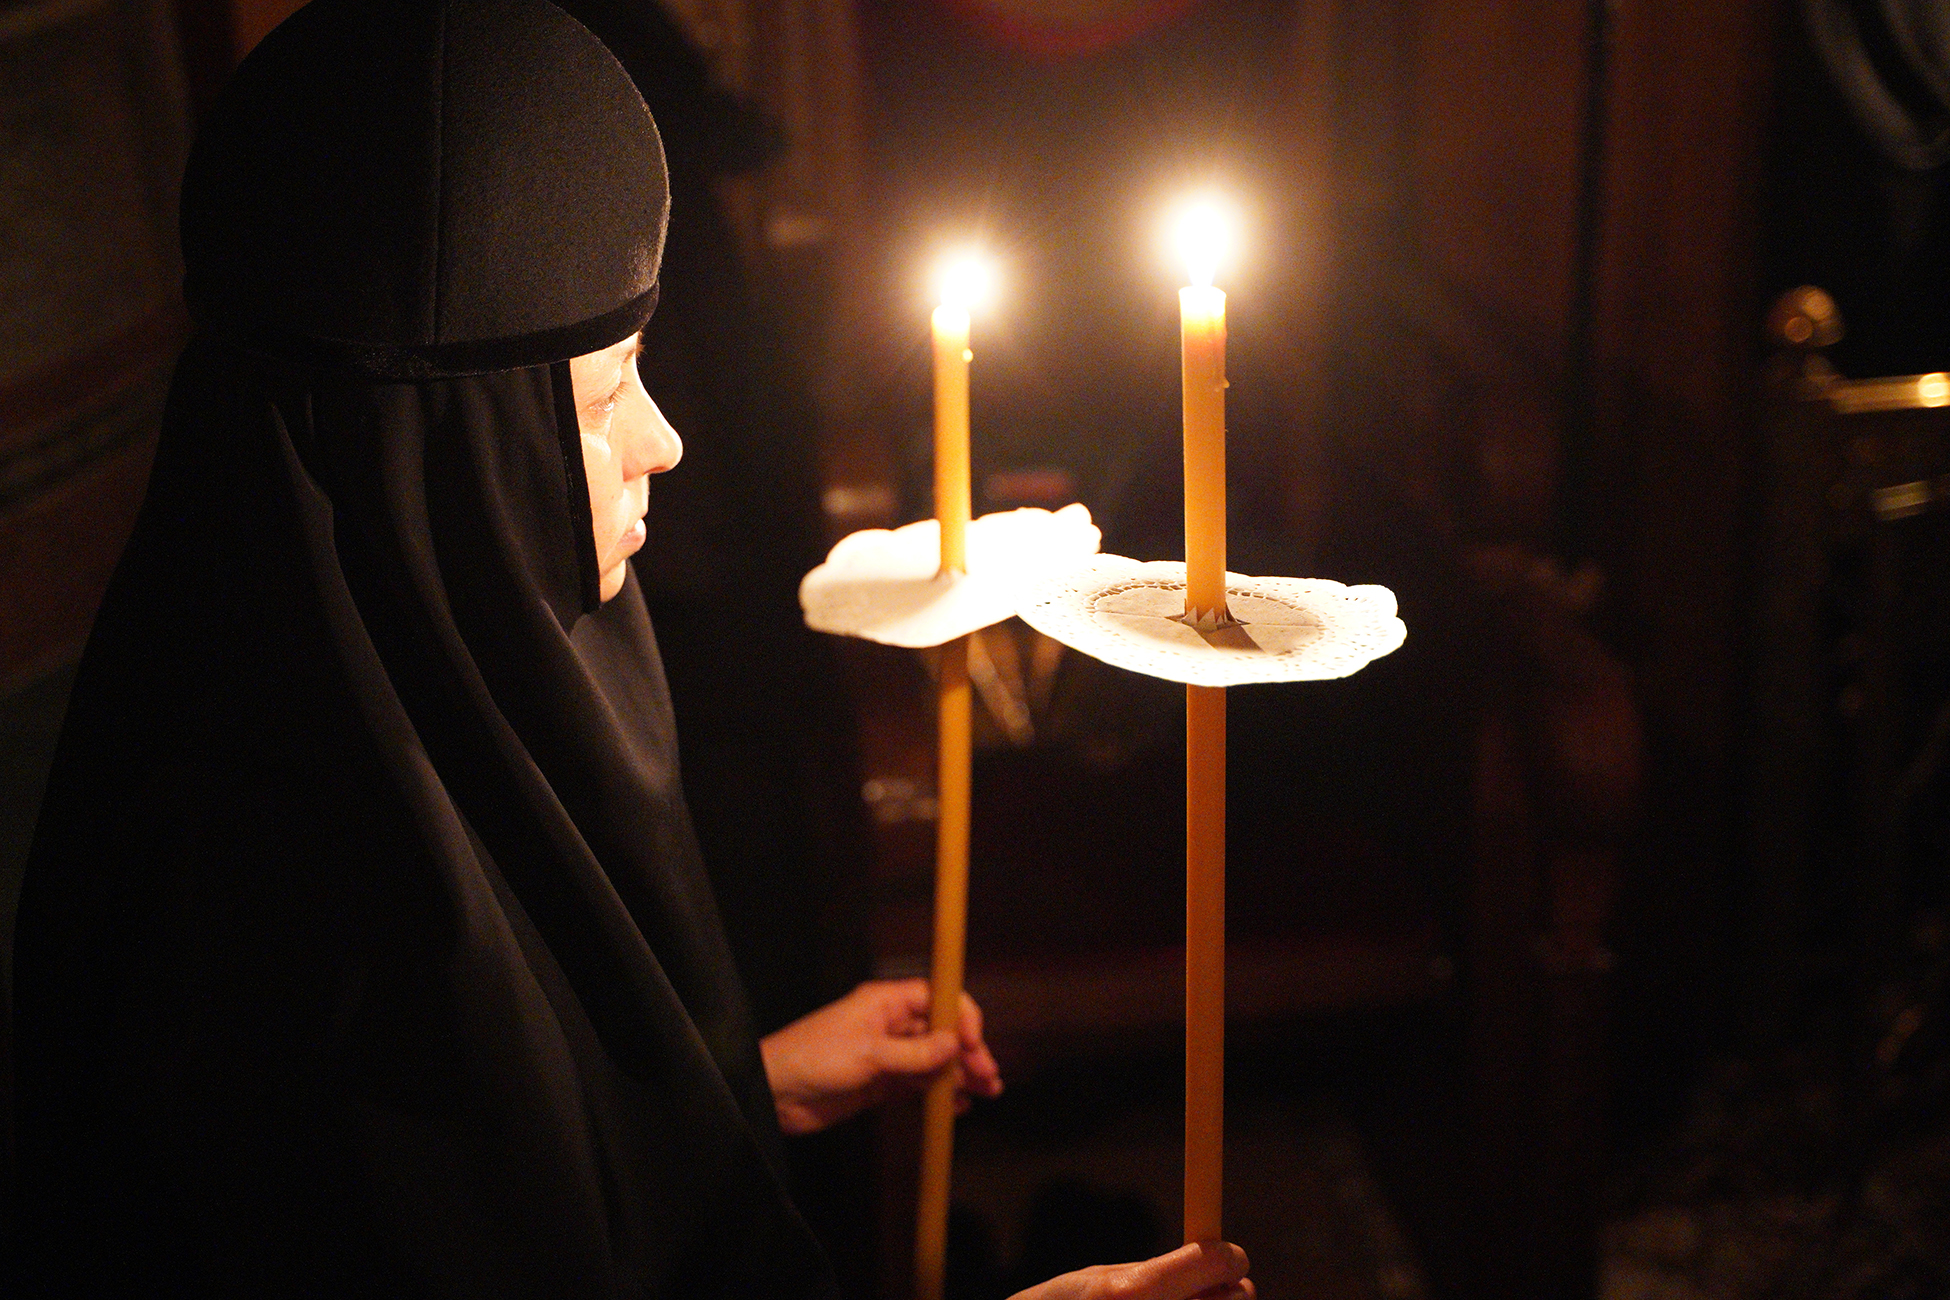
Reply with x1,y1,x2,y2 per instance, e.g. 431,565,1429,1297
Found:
570,333,682,602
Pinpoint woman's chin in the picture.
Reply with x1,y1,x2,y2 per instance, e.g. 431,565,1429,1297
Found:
598,562,628,603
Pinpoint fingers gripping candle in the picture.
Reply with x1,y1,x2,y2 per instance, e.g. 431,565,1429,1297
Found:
917,251,989,1300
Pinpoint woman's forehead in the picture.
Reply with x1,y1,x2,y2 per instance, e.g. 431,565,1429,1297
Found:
599,332,644,363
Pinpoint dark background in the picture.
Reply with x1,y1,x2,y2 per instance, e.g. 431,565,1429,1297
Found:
6,1,1949,1297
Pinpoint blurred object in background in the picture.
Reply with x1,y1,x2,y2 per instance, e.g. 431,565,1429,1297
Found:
0,0,191,698
1667,285,1950,1300
1773,0,1950,378
936,0,1216,59
0,0,198,1255
947,1038,1435,1300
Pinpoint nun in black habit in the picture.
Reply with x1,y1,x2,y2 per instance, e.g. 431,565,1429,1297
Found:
8,2,1253,1297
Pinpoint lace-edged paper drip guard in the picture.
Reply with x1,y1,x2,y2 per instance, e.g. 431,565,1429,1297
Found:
799,504,1102,648
1016,556,1406,687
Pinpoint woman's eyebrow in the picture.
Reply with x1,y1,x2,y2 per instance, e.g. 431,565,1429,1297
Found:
606,339,641,385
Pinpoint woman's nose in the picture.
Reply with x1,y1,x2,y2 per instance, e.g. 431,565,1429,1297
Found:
626,393,682,478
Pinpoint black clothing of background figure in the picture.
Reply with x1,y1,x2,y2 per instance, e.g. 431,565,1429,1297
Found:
9,0,834,1293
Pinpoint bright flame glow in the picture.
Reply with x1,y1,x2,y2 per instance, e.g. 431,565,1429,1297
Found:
934,251,996,311
1170,195,1234,288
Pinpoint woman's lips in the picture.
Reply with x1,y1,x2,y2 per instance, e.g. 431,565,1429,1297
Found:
621,517,647,552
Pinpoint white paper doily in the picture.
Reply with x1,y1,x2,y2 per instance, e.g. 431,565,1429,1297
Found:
800,504,1102,648
1016,555,1406,686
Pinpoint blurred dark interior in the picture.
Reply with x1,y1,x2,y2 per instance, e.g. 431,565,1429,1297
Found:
6,0,1950,1296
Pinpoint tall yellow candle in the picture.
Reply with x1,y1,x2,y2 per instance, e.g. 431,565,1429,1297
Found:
932,304,972,575
1173,197,1232,1244
1184,682,1226,1242
1180,285,1228,625
917,252,988,1300
915,638,971,1300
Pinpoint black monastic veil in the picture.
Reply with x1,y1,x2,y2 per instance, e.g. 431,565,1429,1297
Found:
10,0,836,1293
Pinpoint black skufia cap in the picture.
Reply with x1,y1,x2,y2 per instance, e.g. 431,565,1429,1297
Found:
181,0,669,380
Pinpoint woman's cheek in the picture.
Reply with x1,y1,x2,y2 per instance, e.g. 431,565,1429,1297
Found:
581,431,615,530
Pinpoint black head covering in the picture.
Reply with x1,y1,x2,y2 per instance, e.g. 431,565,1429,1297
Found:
11,1,835,1295
181,0,667,377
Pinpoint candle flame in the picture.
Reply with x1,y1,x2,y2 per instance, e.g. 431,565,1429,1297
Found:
1171,196,1233,288
934,251,996,312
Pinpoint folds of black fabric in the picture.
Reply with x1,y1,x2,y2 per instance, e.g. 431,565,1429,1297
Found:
13,338,834,1298
10,0,837,1292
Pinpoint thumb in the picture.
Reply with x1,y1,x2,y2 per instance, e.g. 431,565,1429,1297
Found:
871,1029,960,1078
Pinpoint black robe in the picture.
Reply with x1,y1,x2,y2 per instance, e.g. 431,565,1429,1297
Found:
10,0,836,1294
